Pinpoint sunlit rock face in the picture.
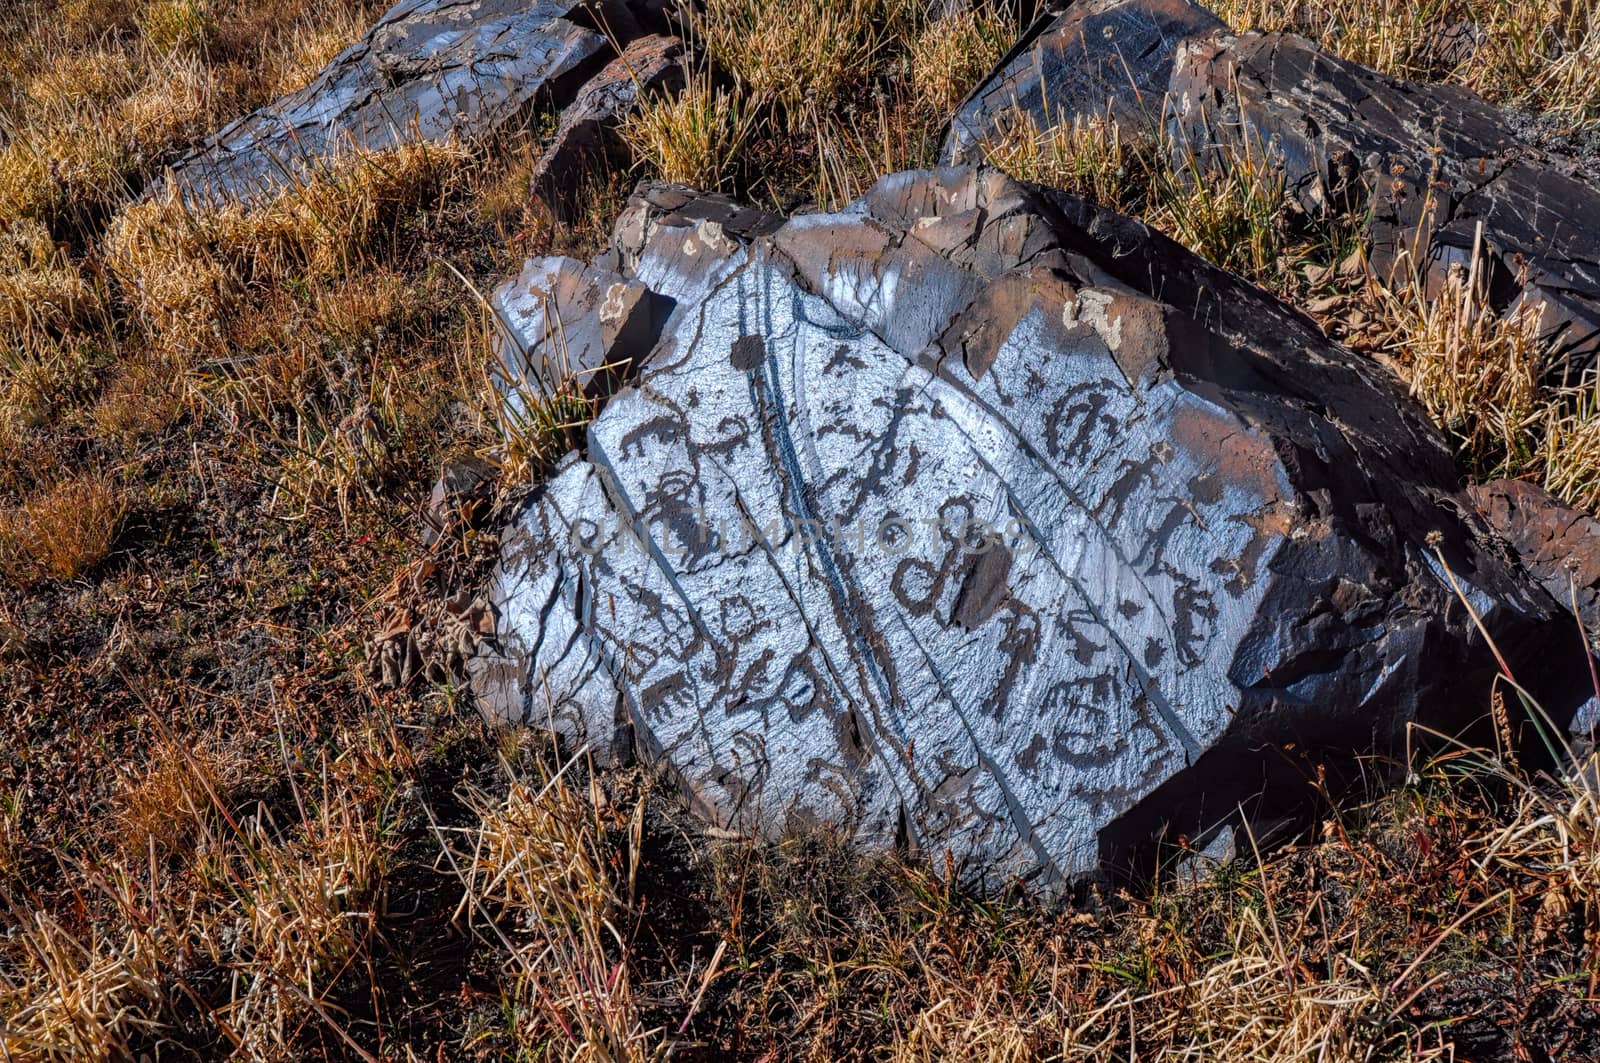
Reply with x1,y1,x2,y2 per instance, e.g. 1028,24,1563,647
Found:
943,0,1225,161
163,0,610,203
471,167,1579,888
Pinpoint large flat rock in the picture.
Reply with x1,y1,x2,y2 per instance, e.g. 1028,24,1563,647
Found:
163,0,610,203
469,166,1584,886
945,0,1224,161
946,0,1600,369
1169,31,1600,369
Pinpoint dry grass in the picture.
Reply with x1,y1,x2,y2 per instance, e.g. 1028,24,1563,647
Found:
107,140,468,347
625,2,1012,206
441,749,672,1059
980,111,1154,214
115,737,232,859
1545,392,1600,511
136,0,213,55
1,0,1598,1058
0,219,102,344
981,111,1358,296
1214,0,1600,134
620,67,756,191
1372,232,1546,473
0,0,383,231
690,0,917,126
1,472,127,582
218,769,394,1057
908,6,1012,117
0,910,163,1062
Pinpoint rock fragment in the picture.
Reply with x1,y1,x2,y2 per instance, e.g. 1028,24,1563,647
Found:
1469,479,1600,649
1169,31,1600,368
528,35,687,219
946,0,1600,367
944,0,1224,162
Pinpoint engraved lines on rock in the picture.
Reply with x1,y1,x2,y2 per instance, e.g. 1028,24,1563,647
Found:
742,251,1196,838
584,256,924,833
768,212,1237,788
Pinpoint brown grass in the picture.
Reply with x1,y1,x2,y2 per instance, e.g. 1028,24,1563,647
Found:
1213,0,1600,135
1,473,126,582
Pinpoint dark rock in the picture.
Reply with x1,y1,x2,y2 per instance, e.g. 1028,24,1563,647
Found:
944,0,1225,163
1169,31,1600,369
1469,479,1600,649
163,0,612,203
529,35,686,220
946,0,1600,369
470,166,1586,886
424,455,499,546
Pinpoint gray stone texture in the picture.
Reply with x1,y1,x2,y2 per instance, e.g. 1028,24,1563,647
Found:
1469,479,1600,651
945,0,1225,162
163,0,612,203
945,0,1600,368
1169,31,1600,369
470,166,1582,886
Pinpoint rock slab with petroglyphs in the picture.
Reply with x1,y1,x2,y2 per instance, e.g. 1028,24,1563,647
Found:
162,0,622,203
470,167,1580,886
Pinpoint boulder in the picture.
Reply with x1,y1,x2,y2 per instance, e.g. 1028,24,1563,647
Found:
1169,31,1600,370
528,35,687,220
945,0,1600,369
163,0,617,203
944,0,1224,161
469,166,1586,886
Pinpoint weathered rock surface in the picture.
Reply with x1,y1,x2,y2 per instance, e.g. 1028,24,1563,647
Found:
528,35,686,219
1469,480,1600,649
946,0,1600,367
491,182,781,403
470,165,1585,886
164,0,616,203
1169,31,1600,368
945,0,1224,160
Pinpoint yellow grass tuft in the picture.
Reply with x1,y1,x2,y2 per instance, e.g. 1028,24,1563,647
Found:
135,0,212,55
222,791,391,1056
0,219,101,344
908,6,1012,116
1,472,126,582
690,0,917,126
115,737,231,859
107,140,469,349
619,67,755,190
979,111,1154,215
0,914,162,1062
